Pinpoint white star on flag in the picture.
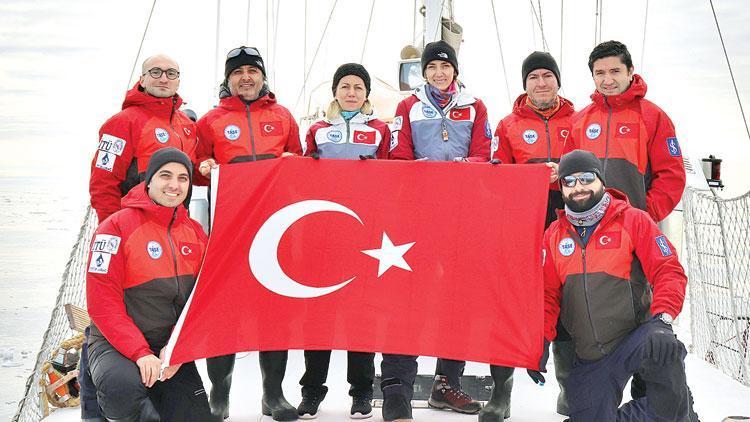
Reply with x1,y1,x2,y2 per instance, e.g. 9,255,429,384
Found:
361,232,416,277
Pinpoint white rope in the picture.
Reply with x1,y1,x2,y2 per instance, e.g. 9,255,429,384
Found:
640,0,649,72
214,0,222,89
360,0,377,63
246,0,252,43
528,0,549,52
126,0,158,92
293,0,339,112
489,0,512,107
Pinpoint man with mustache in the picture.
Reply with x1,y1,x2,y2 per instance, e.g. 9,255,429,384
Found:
530,149,698,421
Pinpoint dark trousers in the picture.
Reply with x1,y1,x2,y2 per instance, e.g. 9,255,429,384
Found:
380,354,465,401
567,322,695,421
80,327,103,419
89,341,212,421
300,350,375,397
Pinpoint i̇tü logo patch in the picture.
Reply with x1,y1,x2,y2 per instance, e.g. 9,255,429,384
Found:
224,125,241,141
92,234,121,254
147,241,163,259
586,123,602,140
655,235,672,256
558,237,576,257
390,116,403,132
98,134,126,156
522,129,538,144
154,128,170,143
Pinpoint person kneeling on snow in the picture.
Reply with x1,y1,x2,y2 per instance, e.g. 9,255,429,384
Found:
86,148,215,421
530,149,699,421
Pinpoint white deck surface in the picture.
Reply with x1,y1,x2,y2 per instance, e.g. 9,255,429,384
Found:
43,351,750,421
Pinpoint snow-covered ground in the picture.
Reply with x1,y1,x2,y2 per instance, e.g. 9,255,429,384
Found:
39,351,750,421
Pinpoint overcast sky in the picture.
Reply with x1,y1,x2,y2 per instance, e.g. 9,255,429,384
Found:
1,0,749,201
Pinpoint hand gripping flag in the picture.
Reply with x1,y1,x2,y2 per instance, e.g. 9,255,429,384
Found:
165,157,549,369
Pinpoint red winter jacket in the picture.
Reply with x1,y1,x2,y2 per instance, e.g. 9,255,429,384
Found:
86,183,207,362
493,94,575,226
305,112,390,159
542,189,686,361
89,83,198,223
567,75,685,222
196,93,302,167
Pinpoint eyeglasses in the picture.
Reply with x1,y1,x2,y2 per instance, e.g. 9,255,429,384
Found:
144,68,180,80
227,47,260,58
561,172,597,188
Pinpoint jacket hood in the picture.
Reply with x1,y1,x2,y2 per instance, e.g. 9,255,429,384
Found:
121,181,190,224
122,81,185,111
511,93,575,119
591,74,647,108
218,91,277,111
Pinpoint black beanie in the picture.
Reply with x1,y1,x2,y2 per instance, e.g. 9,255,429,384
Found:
421,40,459,77
145,147,194,206
558,149,605,185
224,46,266,79
522,51,561,89
332,63,371,97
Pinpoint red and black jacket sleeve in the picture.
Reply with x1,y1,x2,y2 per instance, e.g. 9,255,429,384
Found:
542,224,563,342
89,116,136,223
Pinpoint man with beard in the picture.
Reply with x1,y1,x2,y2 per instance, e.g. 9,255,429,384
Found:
483,51,574,421
195,46,301,422
528,149,698,421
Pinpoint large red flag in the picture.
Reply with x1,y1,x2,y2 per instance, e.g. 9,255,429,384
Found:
165,157,549,369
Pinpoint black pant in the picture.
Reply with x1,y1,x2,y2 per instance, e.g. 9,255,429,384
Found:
300,350,375,397
80,327,103,419
89,341,212,421
380,354,465,401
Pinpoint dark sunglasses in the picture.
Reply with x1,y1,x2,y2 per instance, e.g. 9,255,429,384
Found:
227,47,260,58
562,172,597,188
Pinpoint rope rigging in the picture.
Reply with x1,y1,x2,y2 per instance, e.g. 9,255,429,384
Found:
360,0,377,64
126,0,158,92
528,0,549,52
709,0,750,142
293,0,340,112
640,0,649,72
489,0,512,108
593,0,603,47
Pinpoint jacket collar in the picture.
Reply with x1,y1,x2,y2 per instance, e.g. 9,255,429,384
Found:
591,74,647,108
511,93,575,120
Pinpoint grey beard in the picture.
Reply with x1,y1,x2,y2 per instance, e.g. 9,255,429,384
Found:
531,98,556,110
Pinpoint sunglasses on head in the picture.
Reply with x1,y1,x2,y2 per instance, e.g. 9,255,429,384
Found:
227,47,260,58
562,172,597,188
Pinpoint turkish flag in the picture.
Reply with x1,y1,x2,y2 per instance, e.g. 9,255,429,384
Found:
449,108,471,121
615,122,639,138
165,158,549,369
260,120,283,136
352,130,376,145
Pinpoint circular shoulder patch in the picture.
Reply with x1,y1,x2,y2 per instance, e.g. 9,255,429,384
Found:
558,237,576,257
147,241,163,259
585,123,602,140
154,128,170,143
224,125,241,141
522,129,538,144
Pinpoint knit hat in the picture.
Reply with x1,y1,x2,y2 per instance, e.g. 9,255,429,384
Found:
224,46,266,79
332,63,371,97
145,147,193,206
522,51,561,89
558,149,606,185
421,40,459,77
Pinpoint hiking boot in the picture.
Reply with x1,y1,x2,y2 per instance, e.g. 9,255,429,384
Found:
382,394,412,421
350,394,373,419
427,375,481,414
297,387,327,419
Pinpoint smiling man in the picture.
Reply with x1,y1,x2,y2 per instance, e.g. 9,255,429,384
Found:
532,149,699,421
482,51,575,421
568,41,686,224
194,46,302,421
86,148,213,422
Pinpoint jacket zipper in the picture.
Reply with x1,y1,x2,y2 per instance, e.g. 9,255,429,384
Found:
580,245,607,357
345,118,351,144
245,104,257,160
169,97,184,150
166,209,180,316
603,98,612,176
543,118,552,162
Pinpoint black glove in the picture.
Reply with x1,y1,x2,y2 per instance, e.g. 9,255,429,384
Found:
311,152,320,160
645,317,680,366
359,154,375,160
527,339,550,385
489,158,501,165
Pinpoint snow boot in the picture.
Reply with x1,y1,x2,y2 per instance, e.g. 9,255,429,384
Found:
478,365,513,421
428,375,481,414
260,351,297,421
553,340,574,416
206,353,235,419
381,378,412,421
